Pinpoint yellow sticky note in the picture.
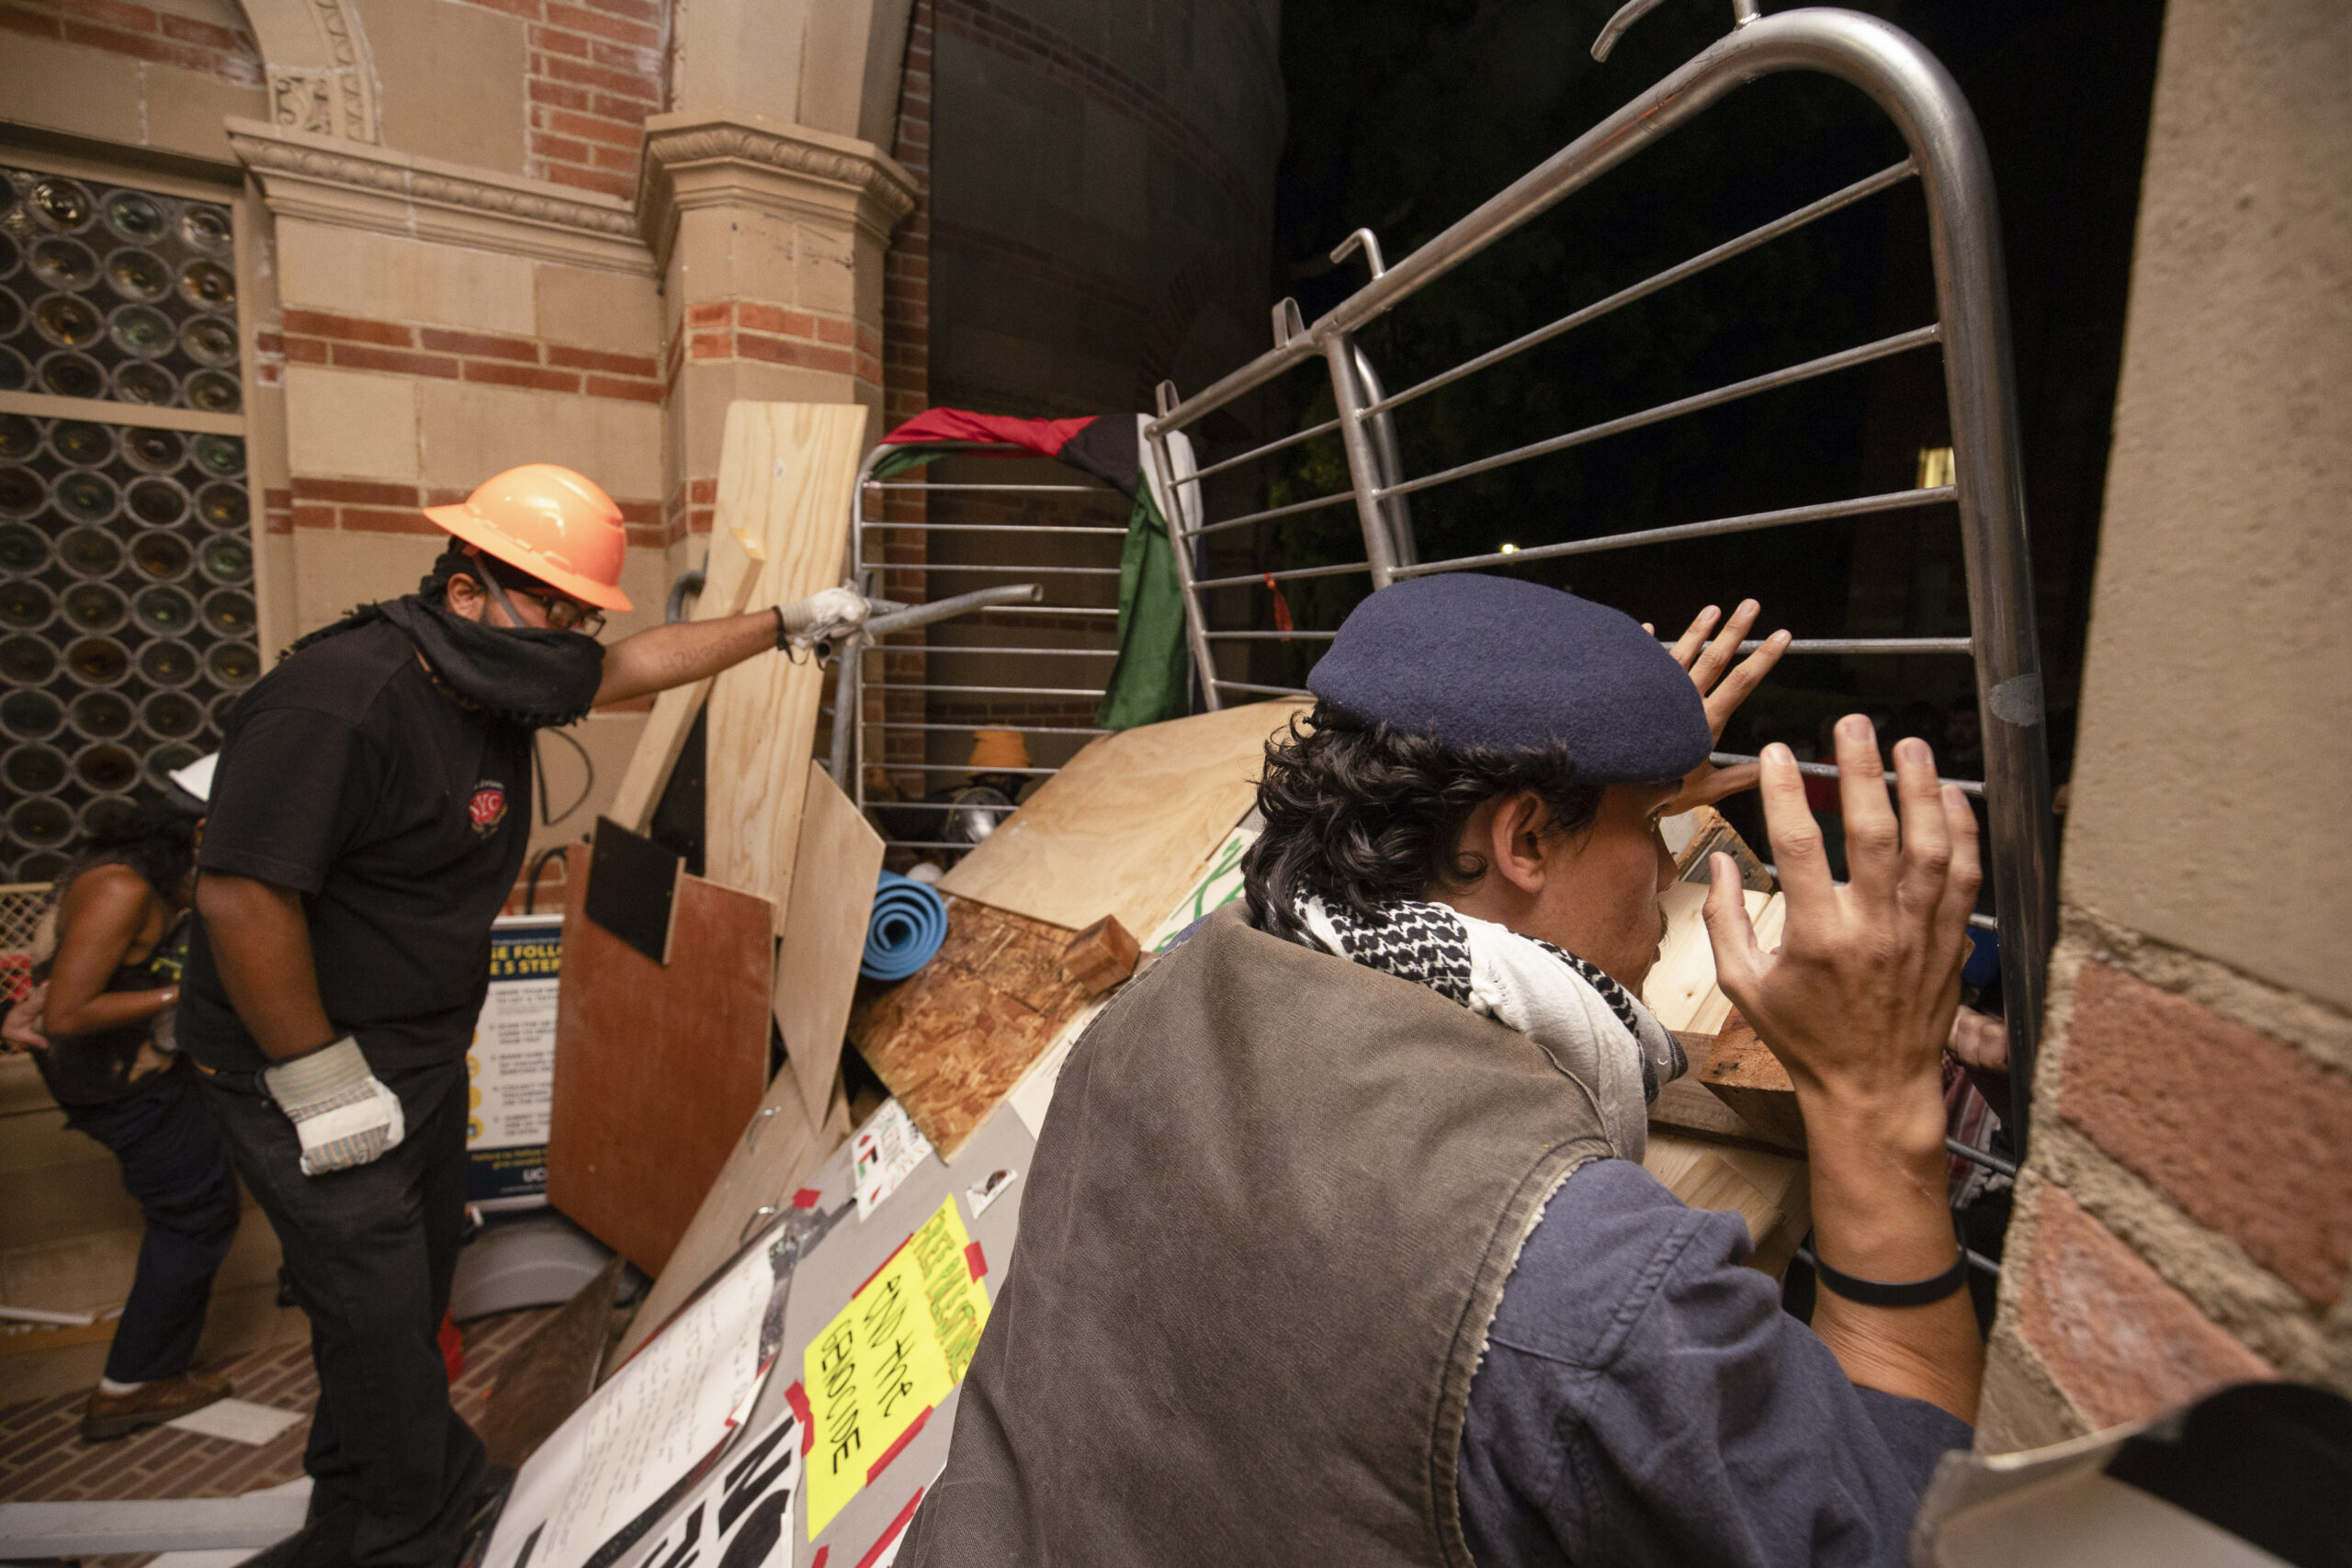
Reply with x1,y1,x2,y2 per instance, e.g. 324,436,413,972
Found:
805,1196,992,1538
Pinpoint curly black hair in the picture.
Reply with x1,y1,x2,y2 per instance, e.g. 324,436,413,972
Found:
1242,701,1605,941
68,795,203,905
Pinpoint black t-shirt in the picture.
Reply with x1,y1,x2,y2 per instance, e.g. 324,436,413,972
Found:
181,617,534,1074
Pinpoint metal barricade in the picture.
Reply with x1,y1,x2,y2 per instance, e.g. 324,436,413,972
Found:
833,443,1127,859
1141,3,2055,1151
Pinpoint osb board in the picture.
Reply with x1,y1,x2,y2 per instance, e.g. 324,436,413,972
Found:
605,525,767,832
774,761,886,1127
1642,882,1785,1035
614,1063,851,1366
704,402,868,935
1643,1131,1810,1279
937,698,1310,942
548,844,775,1276
848,895,1092,1160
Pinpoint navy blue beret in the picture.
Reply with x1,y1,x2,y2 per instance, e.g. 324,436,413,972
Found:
1306,574,1712,784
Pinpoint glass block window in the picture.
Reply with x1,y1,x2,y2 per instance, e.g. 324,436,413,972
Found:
1,164,255,883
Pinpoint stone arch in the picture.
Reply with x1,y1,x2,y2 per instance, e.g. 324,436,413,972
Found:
233,0,382,143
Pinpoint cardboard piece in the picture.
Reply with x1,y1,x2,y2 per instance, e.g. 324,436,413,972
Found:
1060,915,1140,996
605,525,767,833
849,897,1094,1159
937,699,1308,942
582,817,683,965
548,845,775,1275
703,403,870,936
1698,1011,1806,1151
774,761,887,1126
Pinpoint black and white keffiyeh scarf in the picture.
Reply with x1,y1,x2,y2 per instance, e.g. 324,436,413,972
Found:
1294,895,1685,1159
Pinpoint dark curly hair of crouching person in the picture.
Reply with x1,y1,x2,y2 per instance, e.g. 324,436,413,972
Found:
1242,701,1606,942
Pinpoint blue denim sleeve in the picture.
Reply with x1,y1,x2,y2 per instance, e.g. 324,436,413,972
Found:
1457,1157,1971,1568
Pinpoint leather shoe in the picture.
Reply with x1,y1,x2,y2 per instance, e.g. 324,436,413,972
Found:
80,1370,233,1441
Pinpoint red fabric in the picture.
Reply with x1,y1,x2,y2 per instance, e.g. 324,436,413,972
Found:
438,1311,464,1382
876,408,1096,458
1263,574,1295,639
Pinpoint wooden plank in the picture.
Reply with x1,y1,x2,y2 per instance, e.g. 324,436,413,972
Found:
481,1255,625,1472
547,844,775,1275
1643,883,1784,1033
611,1066,850,1366
1642,1131,1811,1279
774,760,887,1126
1650,1029,1807,1156
704,402,870,935
937,698,1309,941
605,525,766,833
1699,1010,1806,1152
848,895,1094,1159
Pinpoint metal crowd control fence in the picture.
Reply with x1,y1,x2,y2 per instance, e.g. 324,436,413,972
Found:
831,443,1129,856
1140,2,2055,1154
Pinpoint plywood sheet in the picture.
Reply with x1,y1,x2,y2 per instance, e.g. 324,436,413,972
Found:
605,524,766,833
774,761,886,1125
849,896,1093,1159
548,845,775,1275
612,1063,851,1366
704,402,869,935
937,698,1310,941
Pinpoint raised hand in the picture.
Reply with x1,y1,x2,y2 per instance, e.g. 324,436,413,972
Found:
1651,600,1791,814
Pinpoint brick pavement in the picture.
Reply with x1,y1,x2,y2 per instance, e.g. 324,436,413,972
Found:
0,1306,557,1564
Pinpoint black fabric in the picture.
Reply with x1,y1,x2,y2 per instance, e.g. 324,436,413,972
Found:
1459,1159,1971,1568
1051,413,1142,499
201,1058,486,1568
180,616,534,1074
900,904,1614,1568
288,594,604,730
2103,1382,2352,1568
61,1063,241,1382
30,876,187,1107
1307,574,1713,784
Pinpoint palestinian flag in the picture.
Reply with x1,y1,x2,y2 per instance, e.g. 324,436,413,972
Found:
876,409,1194,730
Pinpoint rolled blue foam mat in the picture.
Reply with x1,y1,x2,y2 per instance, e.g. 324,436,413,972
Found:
862,870,949,982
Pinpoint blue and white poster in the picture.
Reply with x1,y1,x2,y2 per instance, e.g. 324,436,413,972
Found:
467,913,563,1208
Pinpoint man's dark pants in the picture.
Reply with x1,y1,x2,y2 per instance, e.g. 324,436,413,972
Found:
63,1063,242,1383
201,1056,485,1568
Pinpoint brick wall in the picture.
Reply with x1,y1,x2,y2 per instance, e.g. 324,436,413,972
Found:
269,309,662,405
451,0,668,199
285,477,661,547
0,0,260,85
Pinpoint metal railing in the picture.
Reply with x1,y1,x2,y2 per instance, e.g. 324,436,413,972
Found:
1138,3,2056,1152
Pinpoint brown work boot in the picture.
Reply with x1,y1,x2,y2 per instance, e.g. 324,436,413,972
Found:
80,1370,232,1441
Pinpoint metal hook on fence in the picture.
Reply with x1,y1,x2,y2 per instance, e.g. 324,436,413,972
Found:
1330,229,1386,280
1271,297,1308,350
1592,0,1760,62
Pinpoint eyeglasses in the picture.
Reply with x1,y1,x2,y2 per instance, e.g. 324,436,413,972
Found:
514,589,605,637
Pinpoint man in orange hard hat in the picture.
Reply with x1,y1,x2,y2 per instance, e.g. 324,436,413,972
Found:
176,465,860,1568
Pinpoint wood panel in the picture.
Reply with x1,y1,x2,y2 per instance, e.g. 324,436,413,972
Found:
703,402,869,935
1641,882,1785,1035
548,845,775,1275
604,525,766,833
1649,1029,1807,1156
1698,1011,1806,1152
612,1061,850,1366
848,896,1093,1159
937,698,1309,940
481,1255,625,1471
1642,1131,1811,1279
774,761,886,1125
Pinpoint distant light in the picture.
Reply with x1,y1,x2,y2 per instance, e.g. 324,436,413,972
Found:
1498,542,1520,555
1917,446,1955,489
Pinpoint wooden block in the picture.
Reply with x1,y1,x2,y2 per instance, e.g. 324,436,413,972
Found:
938,699,1308,941
1699,1011,1806,1152
1060,915,1140,996
774,761,887,1126
849,896,1094,1159
1643,1130,1811,1280
704,402,869,936
481,1255,625,1472
1666,804,1774,891
547,844,775,1275
611,1065,850,1366
605,525,766,833
1648,1029,1807,1157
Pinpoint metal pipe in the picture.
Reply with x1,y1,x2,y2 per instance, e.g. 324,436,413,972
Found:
1182,489,1360,539
1947,1137,2017,1179
865,721,1110,736
664,568,706,625
1658,636,1973,656
1177,417,1343,486
1396,486,1954,575
920,562,1123,577
862,523,1128,536
1711,749,1984,798
1146,418,1226,713
1351,343,1418,567
1325,332,1402,590
860,482,1107,493
1215,680,1315,697
883,682,1109,698
911,645,1119,656
1192,559,1374,592
1379,324,1940,503
861,582,1045,638
1206,629,1340,641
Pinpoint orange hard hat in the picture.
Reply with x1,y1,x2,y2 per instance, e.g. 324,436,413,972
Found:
422,463,634,613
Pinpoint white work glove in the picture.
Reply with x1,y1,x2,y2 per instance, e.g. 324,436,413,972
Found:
773,583,871,658
264,1036,405,1177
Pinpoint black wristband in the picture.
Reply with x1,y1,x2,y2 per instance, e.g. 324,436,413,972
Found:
1811,1246,1969,1308
773,604,788,650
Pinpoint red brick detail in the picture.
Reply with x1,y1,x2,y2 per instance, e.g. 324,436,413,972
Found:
419,328,539,362
4,0,262,84
2061,961,2352,1305
329,344,460,379
585,375,662,402
686,301,730,327
339,505,442,535
288,477,662,544
548,344,657,376
290,477,416,506
2015,1186,2276,1429
688,478,716,504
461,360,582,393
283,309,413,347
738,334,854,376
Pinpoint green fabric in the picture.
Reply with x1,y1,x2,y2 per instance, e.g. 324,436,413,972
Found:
1095,490,1191,729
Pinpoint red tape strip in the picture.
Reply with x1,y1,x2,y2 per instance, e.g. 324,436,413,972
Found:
964,1241,987,1281
865,1404,933,1486
785,1381,813,1455
853,1488,927,1568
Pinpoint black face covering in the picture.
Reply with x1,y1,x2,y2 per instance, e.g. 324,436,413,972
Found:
288,594,605,729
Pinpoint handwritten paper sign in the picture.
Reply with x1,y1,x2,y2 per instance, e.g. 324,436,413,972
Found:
803,1197,991,1538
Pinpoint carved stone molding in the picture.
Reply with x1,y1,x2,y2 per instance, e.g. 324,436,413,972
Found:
245,0,379,143
228,118,652,276
638,113,920,273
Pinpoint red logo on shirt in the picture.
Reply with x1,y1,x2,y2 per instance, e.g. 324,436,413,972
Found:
469,782,508,835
